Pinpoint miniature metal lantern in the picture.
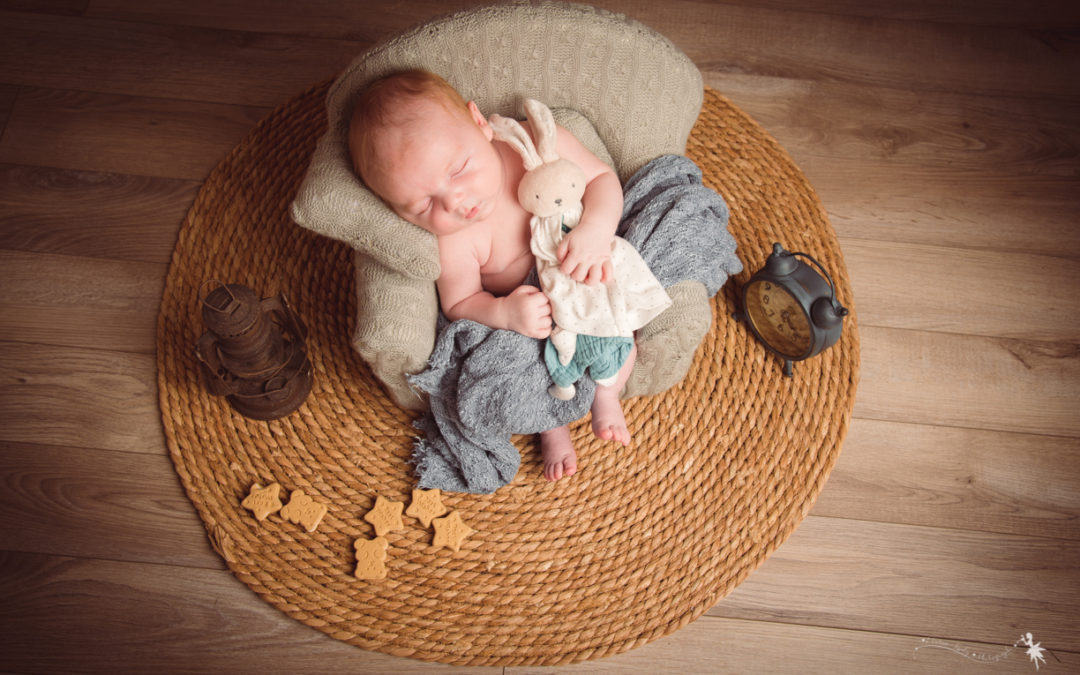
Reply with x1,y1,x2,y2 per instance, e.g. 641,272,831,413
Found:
195,282,313,420
736,243,849,377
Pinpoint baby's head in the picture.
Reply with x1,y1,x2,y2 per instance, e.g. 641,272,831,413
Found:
348,69,471,188
347,70,504,235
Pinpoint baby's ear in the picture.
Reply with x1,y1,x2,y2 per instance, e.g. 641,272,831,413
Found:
466,101,492,139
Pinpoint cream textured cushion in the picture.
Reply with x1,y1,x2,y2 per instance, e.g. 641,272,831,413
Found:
291,1,704,409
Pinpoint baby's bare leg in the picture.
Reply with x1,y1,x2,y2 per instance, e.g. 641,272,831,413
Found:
591,343,636,446
540,425,577,481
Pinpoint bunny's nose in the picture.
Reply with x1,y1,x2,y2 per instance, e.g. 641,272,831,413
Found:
554,198,562,206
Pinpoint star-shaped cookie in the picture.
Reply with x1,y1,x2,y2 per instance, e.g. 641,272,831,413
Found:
280,489,328,532
406,488,449,528
432,510,474,553
241,482,283,521
363,495,405,536
353,536,389,580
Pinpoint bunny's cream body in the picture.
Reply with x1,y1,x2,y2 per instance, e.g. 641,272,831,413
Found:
491,99,671,400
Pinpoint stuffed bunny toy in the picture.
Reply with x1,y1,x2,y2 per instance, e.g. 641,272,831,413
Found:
490,99,672,400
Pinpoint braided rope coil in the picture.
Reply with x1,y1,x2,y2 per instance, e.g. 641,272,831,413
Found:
156,84,859,666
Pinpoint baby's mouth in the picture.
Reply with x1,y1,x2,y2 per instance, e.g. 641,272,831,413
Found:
463,204,481,220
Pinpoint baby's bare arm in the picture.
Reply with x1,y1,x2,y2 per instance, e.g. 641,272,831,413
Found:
436,236,552,338
446,286,552,339
552,126,624,284
560,170,621,283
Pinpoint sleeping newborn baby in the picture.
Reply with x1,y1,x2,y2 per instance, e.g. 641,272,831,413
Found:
349,70,645,482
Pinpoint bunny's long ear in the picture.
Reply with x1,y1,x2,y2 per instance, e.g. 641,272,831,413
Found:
523,99,558,163
489,114,543,170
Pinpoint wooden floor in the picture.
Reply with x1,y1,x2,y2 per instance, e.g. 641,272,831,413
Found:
2,1,1078,672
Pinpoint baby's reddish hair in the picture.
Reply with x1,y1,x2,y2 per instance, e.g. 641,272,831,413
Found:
348,69,470,184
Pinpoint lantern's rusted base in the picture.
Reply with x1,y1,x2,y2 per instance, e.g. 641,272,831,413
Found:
224,355,313,420
195,282,313,421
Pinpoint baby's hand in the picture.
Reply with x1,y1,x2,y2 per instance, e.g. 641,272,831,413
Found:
504,285,552,338
557,224,613,285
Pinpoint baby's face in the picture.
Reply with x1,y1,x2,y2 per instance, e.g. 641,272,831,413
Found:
365,98,504,237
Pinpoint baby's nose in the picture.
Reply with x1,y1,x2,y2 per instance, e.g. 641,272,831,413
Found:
443,192,464,210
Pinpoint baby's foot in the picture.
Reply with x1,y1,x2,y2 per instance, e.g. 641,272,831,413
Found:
540,426,578,482
591,387,631,446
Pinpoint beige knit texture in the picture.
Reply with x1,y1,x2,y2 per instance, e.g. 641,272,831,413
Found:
290,1,705,409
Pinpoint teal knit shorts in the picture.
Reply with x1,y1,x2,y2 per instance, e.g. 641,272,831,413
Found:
544,334,634,388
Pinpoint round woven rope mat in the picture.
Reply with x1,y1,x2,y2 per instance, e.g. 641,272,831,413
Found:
157,83,859,667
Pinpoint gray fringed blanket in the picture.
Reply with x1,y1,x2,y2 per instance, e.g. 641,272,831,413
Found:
408,155,742,494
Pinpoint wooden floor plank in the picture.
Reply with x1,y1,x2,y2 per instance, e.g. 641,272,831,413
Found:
706,0,1080,28
710,516,1080,652
822,167,1080,260
0,9,358,107
715,76,1080,175
0,163,196,264
0,550,492,674
708,74,1080,259
0,87,269,180
86,0,477,43
855,326,1080,438
0,441,221,568
0,82,15,132
842,240,1080,341
0,0,87,16
0,341,163,454
83,1,1080,99
813,419,1080,540
658,3,1079,99
87,0,1080,34
0,250,165,353
0,301,157,355
510,614,1080,674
